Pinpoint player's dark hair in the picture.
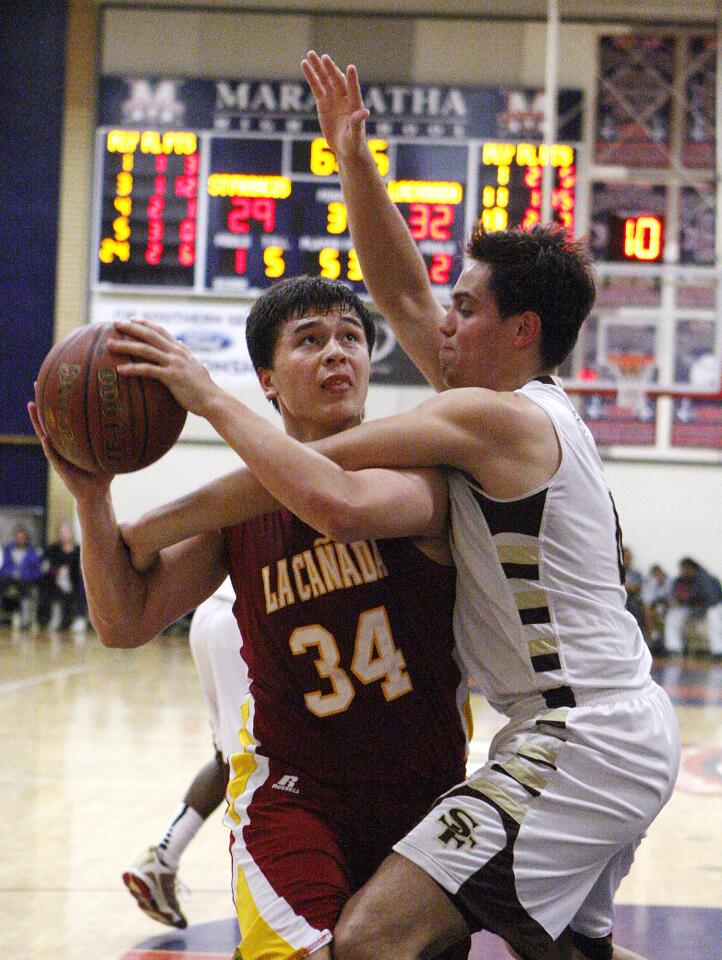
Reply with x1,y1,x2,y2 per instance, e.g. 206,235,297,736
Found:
246,275,376,372
466,224,596,369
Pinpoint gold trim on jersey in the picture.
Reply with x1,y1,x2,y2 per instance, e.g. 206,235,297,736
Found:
462,694,474,744
496,542,540,565
514,589,549,611
528,636,558,657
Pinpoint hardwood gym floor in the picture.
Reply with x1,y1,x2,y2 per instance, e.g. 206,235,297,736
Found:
1,625,720,960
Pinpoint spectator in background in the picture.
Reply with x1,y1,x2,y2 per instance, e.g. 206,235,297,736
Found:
622,547,644,632
0,525,43,628
37,521,86,632
664,557,722,660
640,564,672,653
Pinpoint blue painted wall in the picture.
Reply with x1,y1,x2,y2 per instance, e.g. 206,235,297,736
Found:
0,0,67,506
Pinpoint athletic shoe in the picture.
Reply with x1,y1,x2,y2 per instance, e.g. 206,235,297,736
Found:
122,846,188,928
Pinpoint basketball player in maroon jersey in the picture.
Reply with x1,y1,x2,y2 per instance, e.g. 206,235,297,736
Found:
28,276,470,960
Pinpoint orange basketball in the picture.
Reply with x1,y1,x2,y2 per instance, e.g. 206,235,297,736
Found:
36,323,187,474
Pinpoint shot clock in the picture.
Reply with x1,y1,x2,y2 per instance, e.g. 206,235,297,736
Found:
607,213,664,262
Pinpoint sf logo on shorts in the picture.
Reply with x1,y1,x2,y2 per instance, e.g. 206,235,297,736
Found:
437,808,479,849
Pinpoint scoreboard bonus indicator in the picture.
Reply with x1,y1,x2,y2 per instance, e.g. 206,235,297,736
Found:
94,130,577,295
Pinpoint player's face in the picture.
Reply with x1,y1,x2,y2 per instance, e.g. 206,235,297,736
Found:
438,261,515,389
260,307,371,442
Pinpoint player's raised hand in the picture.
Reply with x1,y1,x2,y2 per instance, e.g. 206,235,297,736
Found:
302,51,369,161
109,318,224,418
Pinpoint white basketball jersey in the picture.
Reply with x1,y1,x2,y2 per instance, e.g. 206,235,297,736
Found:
448,378,652,716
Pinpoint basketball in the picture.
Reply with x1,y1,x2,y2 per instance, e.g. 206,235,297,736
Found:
36,322,187,474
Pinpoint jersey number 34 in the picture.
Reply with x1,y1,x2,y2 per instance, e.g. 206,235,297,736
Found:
289,605,413,717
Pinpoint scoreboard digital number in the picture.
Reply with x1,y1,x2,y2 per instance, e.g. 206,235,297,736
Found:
94,129,577,295
606,213,664,262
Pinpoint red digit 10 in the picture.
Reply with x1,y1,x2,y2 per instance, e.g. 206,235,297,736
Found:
227,197,276,234
408,203,453,241
429,253,452,284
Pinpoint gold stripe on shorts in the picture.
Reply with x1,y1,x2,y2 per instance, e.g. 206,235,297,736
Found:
234,865,306,960
466,773,527,825
517,741,558,768
226,699,257,827
496,756,549,794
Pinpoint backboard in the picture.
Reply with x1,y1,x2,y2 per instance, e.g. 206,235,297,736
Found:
560,266,722,401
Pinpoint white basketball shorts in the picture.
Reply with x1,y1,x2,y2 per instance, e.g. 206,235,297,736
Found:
394,680,680,958
189,588,248,760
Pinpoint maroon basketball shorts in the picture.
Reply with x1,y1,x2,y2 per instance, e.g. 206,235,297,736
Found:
225,751,467,960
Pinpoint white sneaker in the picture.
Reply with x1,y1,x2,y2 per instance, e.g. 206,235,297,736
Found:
122,846,188,928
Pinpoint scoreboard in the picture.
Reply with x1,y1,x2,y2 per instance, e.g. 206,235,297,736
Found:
98,129,200,286
93,127,577,298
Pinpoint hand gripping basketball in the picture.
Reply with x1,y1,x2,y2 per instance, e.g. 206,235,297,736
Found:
35,322,187,474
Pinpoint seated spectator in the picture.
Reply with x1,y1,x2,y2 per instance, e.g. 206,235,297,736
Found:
0,525,43,628
664,557,722,660
622,547,644,631
640,564,672,653
37,521,85,631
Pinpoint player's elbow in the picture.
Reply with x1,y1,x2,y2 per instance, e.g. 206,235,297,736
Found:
95,623,128,648
321,500,380,543
302,492,363,543
310,507,357,543
323,516,361,543
93,615,149,649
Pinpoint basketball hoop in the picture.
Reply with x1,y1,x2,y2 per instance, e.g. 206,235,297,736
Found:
607,353,654,415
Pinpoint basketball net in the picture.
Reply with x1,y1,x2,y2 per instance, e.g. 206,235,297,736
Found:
607,353,654,415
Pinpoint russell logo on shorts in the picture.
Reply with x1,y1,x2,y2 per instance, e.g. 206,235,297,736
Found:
437,808,480,849
272,774,300,794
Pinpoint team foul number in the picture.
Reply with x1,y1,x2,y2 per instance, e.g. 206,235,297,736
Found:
289,606,413,717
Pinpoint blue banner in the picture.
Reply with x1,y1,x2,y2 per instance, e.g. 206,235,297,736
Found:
99,76,583,141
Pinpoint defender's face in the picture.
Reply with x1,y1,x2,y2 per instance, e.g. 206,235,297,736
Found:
438,261,510,390
259,307,371,442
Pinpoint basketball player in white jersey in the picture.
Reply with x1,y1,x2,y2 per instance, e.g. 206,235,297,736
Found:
123,578,245,928
109,52,680,960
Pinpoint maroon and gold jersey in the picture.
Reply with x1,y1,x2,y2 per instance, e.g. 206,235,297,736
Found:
223,509,469,786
